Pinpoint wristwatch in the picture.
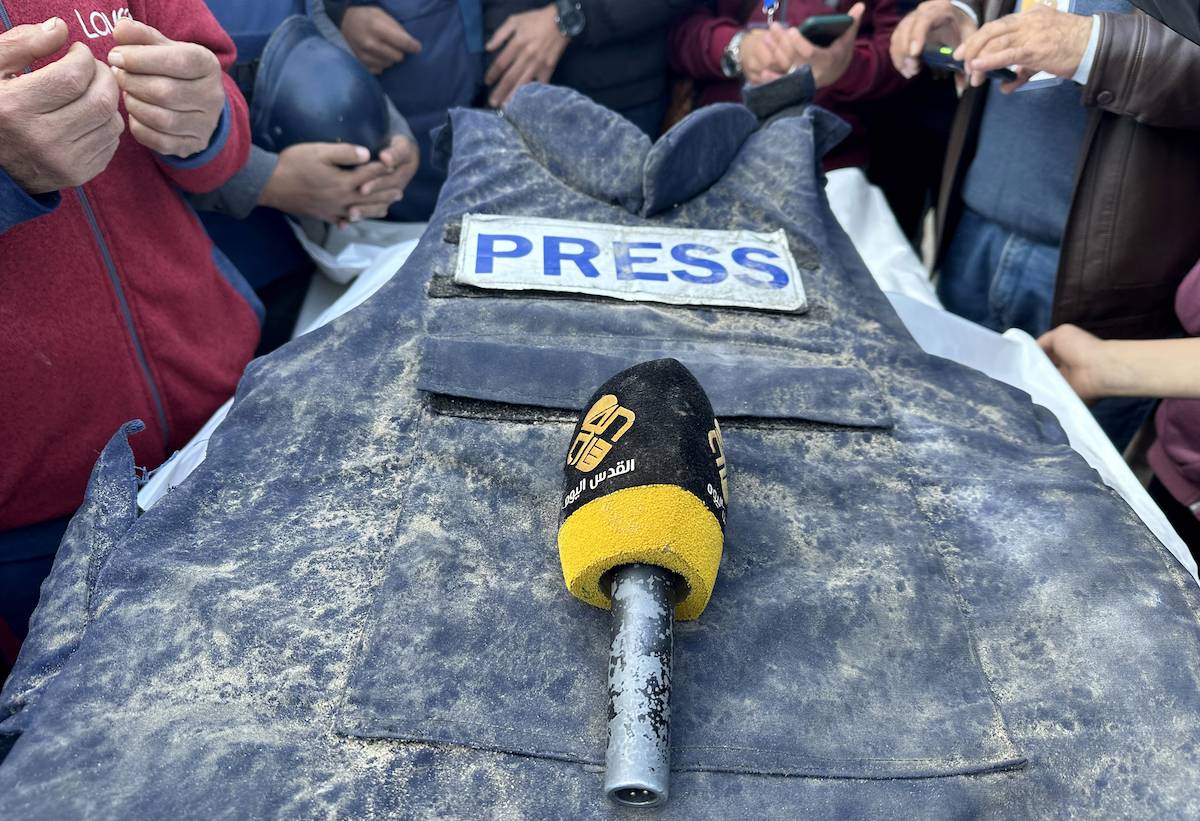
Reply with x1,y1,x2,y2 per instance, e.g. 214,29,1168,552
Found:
721,31,747,79
555,0,586,37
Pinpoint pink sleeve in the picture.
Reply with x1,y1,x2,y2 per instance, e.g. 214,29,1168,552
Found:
1175,260,1200,337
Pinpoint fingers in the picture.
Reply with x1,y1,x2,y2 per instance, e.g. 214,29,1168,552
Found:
74,108,125,166
970,48,1021,76
127,114,180,156
485,37,520,87
17,42,97,114
345,159,396,189
345,204,388,223
356,186,404,208
48,53,119,130
109,41,219,81
362,43,407,72
377,136,417,172
1036,328,1059,358
0,17,69,77
491,61,536,108
906,8,951,58
966,31,1017,69
842,3,866,42
113,70,211,112
121,90,209,140
374,19,422,55
890,14,917,74
316,143,372,166
775,25,809,68
999,66,1034,94
954,14,1015,64
485,18,516,53
111,18,171,47
894,7,952,78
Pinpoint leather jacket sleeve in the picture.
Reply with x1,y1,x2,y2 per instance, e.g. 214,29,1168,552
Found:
1084,12,1200,129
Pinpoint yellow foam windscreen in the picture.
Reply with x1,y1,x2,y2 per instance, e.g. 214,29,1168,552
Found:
558,484,723,621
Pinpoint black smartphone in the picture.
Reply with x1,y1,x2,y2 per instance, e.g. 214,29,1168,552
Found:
922,45,1019,82
798,14,854,47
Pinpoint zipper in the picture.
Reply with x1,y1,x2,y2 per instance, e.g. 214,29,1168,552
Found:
76,188,172,447
2,1,169,448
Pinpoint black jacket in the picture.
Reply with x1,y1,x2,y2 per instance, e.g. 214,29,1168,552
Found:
484,0,697,112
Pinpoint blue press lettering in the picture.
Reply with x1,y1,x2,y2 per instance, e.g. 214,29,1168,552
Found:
457,216,806,312
475,234,533,274
732,247,789,289
614,242,668,282
543,236,602,278
670,244,727,285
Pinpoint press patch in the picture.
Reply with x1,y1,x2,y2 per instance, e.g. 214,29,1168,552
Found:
454,214,808,313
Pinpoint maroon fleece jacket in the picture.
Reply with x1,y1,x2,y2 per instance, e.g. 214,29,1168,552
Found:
0,0,258,529
669,0,905,170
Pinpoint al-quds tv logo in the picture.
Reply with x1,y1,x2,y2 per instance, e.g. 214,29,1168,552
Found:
567,394,636,473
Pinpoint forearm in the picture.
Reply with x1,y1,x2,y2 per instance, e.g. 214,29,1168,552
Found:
1100,338,1200,399
189,145,280,217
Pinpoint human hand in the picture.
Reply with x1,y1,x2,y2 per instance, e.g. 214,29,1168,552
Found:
485,4,568,108
108,19,225,159
890,0,977,79
260,142,408,225
340,6,422,75
954,5,1093,92
357,134,419,206
740,23,800,85
772,3,865,88
1037,323,1115,403
0,18,123,194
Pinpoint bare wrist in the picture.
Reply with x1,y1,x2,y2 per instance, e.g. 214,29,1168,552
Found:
1098,341,1148,397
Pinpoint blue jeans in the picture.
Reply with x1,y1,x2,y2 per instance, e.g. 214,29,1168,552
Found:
939,206,1060,337
939,207,1153,450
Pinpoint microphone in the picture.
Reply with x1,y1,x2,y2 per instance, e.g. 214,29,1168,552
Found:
557,358,729,808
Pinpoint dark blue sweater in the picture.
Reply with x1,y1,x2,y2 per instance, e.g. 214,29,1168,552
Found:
962,1,1132,246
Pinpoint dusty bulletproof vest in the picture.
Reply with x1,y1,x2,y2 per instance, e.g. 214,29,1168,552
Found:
3,84,1199,818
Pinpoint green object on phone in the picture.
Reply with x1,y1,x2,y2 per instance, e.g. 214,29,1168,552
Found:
798,14,854,47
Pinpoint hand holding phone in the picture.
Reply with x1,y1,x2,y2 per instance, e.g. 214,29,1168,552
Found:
922,44,1018,81
798,14,854,47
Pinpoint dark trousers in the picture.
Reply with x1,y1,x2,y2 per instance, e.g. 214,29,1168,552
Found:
1,517,70,683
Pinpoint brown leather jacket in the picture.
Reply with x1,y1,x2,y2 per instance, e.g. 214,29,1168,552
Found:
937,3,1200,339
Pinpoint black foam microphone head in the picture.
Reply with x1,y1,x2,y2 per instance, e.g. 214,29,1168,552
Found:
557,358,729,620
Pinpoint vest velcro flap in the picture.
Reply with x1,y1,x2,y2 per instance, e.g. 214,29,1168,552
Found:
415,335,895,429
